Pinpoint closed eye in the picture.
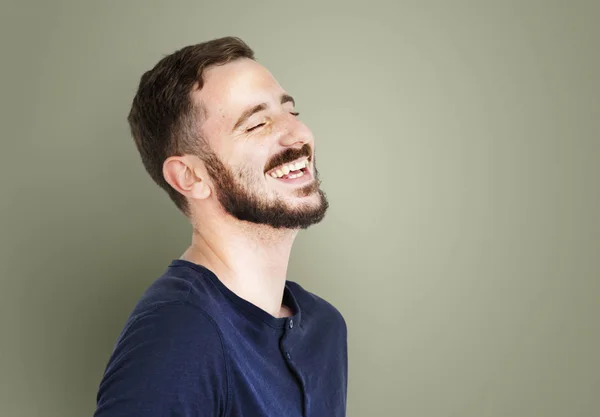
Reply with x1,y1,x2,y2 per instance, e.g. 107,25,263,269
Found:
247,112,299,132
247,123,266,132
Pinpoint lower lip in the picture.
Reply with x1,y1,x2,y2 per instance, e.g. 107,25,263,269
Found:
268,168,313,185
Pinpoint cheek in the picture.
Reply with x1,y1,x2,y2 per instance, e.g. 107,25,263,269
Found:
233,160,267,186
238,144,269,172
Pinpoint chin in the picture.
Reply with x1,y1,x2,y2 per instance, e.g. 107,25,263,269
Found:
289,187,328,213
280,186,321,206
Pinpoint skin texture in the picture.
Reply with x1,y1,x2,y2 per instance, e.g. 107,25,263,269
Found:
162,58,328,318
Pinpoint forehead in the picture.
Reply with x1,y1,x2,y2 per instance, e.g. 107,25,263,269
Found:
193,58,285,124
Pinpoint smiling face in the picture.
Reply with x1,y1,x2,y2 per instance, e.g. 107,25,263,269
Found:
193,58,328,229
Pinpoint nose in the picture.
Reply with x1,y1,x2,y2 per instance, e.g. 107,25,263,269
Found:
277,112,314,148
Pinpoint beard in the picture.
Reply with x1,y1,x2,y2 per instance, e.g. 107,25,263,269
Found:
201,145,329,229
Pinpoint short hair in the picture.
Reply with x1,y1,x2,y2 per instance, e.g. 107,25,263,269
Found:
127,36,255,215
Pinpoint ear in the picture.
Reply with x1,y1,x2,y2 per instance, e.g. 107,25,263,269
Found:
163,155,211,201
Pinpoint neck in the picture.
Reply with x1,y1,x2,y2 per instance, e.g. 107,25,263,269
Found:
181,216,298,318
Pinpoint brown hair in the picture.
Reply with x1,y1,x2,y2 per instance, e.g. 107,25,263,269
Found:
127,36,255,216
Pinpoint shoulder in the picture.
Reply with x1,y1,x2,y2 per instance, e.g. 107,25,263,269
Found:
115,301,226,360
95,302,229,416
130,260,218,313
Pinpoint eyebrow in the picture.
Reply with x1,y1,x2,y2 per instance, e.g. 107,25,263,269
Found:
232,94,296,131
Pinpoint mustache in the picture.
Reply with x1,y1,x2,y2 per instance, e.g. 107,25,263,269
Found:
264,143,312,173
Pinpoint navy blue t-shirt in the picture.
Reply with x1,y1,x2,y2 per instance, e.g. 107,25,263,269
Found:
93,259,348,417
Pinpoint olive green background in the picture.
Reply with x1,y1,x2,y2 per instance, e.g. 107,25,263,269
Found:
1,1,598,416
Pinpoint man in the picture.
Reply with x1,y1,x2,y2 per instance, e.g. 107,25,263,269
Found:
93,37,348,417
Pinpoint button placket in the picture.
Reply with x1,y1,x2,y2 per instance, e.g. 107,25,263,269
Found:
283,320,294,361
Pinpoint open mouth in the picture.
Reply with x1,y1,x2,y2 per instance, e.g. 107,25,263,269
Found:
265,158,311,181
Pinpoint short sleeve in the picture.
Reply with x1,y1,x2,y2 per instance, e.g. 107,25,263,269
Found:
93,303,229,417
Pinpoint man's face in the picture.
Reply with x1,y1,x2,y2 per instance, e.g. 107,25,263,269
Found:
193,58,328,229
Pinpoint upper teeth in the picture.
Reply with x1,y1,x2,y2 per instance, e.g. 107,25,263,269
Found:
269,159,308,178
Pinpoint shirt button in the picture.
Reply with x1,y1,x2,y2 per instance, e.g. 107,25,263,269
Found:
289,319,294,329
286,352,292,360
